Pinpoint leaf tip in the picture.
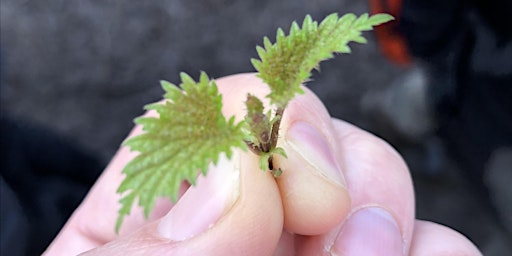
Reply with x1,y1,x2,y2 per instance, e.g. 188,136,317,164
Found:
369,13,395,25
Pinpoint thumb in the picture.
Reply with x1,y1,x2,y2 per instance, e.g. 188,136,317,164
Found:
81,150,283,255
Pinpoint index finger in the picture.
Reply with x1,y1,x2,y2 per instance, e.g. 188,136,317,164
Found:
294,119,415,255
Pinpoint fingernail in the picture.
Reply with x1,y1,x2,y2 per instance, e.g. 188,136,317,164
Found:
157,153,240,241
286,121,345,186
332,207,404,255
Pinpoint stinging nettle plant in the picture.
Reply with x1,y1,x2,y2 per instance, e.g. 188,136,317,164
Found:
115,12,393,232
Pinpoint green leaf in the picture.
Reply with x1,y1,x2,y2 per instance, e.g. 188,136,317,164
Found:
252,13,393,108
115,72,246,232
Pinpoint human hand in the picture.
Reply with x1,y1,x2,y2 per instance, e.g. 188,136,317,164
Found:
43,74,481,255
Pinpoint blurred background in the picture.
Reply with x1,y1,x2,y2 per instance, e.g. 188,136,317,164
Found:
1,0,511,255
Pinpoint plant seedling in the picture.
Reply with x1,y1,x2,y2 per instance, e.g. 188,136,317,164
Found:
115,12,393,232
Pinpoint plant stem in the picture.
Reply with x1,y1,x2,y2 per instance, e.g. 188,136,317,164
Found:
270,107,285,150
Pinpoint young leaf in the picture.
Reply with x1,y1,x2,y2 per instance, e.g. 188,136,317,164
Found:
251,13,394,108
244,94,271,152
115,72,246,232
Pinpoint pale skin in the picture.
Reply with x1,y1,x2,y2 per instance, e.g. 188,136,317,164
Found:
44,74,482,255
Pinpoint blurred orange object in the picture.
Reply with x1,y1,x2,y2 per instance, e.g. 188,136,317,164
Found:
369,0,413,66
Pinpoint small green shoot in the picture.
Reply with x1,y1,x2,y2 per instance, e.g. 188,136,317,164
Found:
116,12,393,232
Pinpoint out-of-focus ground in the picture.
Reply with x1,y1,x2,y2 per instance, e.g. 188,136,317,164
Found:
1,0,510,254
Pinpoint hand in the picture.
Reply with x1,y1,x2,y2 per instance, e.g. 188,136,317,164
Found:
43,74,481,255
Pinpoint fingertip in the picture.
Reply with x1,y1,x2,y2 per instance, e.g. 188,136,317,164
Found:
332,118,416,253
410,220,482,256
167,150,284,254
274,89,351,235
